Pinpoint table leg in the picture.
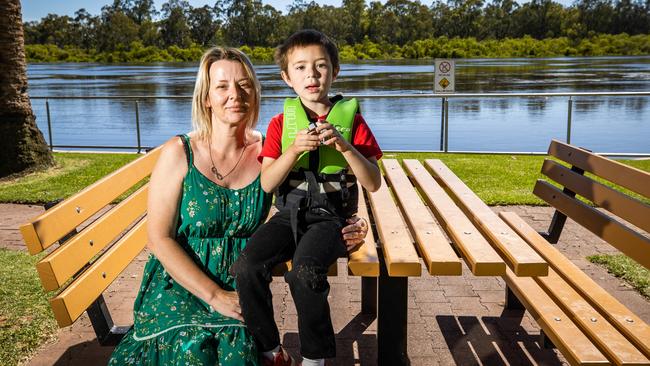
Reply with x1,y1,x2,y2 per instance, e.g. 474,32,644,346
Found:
361,276,377,315
378,254,408,366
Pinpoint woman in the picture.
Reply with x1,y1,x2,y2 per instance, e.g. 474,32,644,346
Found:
108,47,368,365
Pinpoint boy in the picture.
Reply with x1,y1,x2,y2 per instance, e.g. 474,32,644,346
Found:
232,29,382,366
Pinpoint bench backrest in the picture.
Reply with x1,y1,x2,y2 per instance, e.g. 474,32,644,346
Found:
20,148,161,327
534,139,650,269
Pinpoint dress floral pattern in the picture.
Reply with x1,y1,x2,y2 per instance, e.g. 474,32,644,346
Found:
109,134,271,365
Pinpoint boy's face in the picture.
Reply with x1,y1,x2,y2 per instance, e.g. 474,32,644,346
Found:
281,44,339,106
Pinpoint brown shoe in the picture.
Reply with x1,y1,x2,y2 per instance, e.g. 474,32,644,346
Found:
261,346,296,366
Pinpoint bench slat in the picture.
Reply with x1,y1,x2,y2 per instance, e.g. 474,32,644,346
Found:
504,268,609,366
20,148,161,254
534,180,650,269
347,184,380,276
404,159,505,276
383,160,461,275
541,159,650,233
500,211,650,359
367,176,421,277
548,140,650,198
426,159,548,276
49,218,148,327
36,184,149,291
537,269,650,365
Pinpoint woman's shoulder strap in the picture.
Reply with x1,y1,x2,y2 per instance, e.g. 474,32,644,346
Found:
176,134,192,166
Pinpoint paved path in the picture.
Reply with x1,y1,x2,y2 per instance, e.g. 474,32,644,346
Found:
3,204,649,365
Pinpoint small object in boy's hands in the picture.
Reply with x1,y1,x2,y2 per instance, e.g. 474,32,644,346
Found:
309,120,326,145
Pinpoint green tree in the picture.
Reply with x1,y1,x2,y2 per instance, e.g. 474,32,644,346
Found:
31,14,76,47
576,0,615,35
366,0,432,45
613,0,650,34
481,0,519,39
512,0,566,38
160,0,192,48
74,9,100,50
188,5,219,47
125,0,157,24
97,8,139,51
342,0,366,44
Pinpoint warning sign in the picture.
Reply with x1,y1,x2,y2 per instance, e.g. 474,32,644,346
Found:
434,59,455,94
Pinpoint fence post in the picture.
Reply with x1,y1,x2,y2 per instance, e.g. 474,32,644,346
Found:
444,98,449,152
440,97,445,151
566,96,573,144
135,101,141,153
46,99,53,150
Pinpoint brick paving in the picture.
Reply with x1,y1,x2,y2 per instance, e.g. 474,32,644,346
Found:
2,204,648,365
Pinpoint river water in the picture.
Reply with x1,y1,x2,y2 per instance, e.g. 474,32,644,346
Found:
27,56,650,153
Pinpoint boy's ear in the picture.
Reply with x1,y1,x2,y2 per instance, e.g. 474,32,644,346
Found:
280,70,293,88
332,66,340,80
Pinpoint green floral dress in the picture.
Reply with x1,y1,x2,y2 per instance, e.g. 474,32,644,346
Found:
109,134,271,365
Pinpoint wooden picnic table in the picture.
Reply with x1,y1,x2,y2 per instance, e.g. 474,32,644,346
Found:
368,159,548,365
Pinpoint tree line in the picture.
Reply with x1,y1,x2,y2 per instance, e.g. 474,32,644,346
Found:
23,0,650,57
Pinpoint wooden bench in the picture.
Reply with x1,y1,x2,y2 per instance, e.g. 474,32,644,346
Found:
19,147,379,347
430,139,650,365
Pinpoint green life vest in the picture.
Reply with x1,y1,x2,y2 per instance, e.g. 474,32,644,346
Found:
281,96,358,174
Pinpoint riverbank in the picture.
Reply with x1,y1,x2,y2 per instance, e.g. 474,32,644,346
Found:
25,33,650,63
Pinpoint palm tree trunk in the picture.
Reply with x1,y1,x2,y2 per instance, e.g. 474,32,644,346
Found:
0,0,53,178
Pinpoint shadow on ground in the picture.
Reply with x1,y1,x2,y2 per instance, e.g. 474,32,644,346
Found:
437,311,563,365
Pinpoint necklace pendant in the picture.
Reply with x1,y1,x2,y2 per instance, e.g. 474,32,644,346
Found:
211,166,223,180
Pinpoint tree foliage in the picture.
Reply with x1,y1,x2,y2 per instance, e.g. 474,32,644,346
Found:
22,0,650,55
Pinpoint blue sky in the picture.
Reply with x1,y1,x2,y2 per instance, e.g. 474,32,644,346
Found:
21,0,331,21
22,0,574,22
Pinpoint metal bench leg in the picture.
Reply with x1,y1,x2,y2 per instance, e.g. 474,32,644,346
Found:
378,255,408,366
361,276,377,316
540,165,585,244
505,285,525,310
87,294,131,346
539,330,556,349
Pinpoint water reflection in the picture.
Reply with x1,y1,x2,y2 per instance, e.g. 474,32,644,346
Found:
27,56,650,153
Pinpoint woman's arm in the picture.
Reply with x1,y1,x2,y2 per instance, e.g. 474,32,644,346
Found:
146,137,242,321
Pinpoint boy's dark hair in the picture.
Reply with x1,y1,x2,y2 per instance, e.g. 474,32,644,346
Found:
274,29,340,73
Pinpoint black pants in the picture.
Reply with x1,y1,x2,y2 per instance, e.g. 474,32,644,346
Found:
232,209,348,359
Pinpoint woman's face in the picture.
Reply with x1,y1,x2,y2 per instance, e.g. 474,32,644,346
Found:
206,59,255,126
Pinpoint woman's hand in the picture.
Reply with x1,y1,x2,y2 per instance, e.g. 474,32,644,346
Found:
208,289,244,321
341,216,369,251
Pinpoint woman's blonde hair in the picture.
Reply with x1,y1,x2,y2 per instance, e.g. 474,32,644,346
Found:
191,47,261,140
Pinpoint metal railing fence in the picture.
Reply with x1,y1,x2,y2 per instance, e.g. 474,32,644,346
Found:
31,91,650,156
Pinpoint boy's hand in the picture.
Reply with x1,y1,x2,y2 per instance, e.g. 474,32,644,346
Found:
289,129,321,156
341,216,368,251
316,121,352,153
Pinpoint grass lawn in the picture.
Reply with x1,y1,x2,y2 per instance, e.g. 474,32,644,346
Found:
0,249,57,366
588,254,650,299
2,151,648,205
0,152,139,204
